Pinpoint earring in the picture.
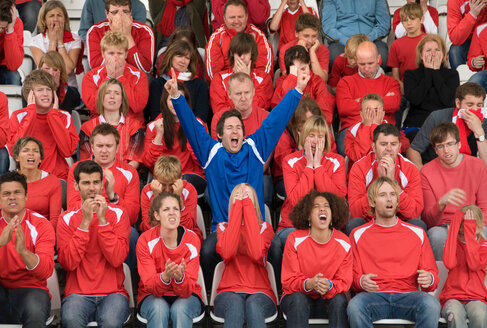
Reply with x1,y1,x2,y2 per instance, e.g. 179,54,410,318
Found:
308,220,311,227
329,221,333,229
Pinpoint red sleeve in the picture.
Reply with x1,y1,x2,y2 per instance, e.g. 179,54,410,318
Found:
119,66,149,115
245,0,270,28
314,155,347,198
387,41,400,68
29,216,55,281
205,30,226,80
66,165,81,208
210,0,225,31
116,166,140,225
216,201,242,261
141,122,161,172
336,78,362,119
81,69,105,118
328,55,344,88
97,209,130,268
420,168,444,228
283,160,315,208
252,27,273,76
326,242,353,299
7,106,37,153
86,25,104,69
281,233,315,295
316,44,330,73
463,219,487,271
48,177,62,232
344,123,375,163
139,186,151,232
382,78,401,117
443,212,462,269
180,182,203,242
447,0,478,45
0,92,9,148
347,162,371,220
209,73,231,114
241,197,272,264
397,163,424,220
3,19,24,70
467,27,483,71
279,42,292,74
126,23,154,73
57,211,91,271
171,235,201,298
253,72,273,110
419,234,439,292
392,9,401,35
46,110,79,157
211,110,223,139
270,75,286,109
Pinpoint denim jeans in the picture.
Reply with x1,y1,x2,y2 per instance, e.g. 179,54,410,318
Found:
346,217,427,236
200,231,222,289
0,147,10,174
267,228,295,291
16,0,42,33
0,65,22,85
274,179,286,200
442,299,487,328
214,292,276,328
61,293,129,328
182,173,207,197
347,291,440,328
281,292,349,328
0,285,50,327
139,294,201,328
336,128,348,157
468,70,487,93
328,40,389,72
449,39,471,70
124,226,139,271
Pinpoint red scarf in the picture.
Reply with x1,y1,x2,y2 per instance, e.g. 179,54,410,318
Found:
57,81,67,104
452,107,484,155
156,0,191,36
167,67,195,81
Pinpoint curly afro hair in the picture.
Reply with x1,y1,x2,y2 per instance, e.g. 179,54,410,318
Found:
289,190,349,230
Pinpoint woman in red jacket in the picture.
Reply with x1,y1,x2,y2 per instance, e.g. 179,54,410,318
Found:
213,183,276,327
136,192,203,327
281,190,352,327
440,205,487,328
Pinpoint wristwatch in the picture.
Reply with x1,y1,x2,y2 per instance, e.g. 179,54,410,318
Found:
476,135,486,142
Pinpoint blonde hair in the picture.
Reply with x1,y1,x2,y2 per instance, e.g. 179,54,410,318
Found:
361,93,384,111
299,116,332,153
459,205,486,240
415,34,447,66
344,34,369,59
367,177,401,216
38,51,68,85
228,183,262,222
153,155,182,183
37,0,70,33
100,31,128,53
95,78,129,116
400,2,423,21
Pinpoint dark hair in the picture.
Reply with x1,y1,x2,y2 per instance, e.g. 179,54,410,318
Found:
216,109,245,140
289,190,349,230
89,123,121,145
373,123,400,143
12,137,45,169
430,122,460,146
0,171,27,195
166,26,204,74
73,160,103,184
227,32,258,67
455,82,486,103
159,40,197,78
105,0,131,11
294,13,320,33
160,82,192,151
224,0,247,16
148,192,182,226
284,45,310,74
0,0,13,23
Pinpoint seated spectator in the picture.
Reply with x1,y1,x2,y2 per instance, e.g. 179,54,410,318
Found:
210,32,272,113
467,22,487,92
347,123,425,234
281,190,351,327
440,205,487,327
136,192,203,326
279,13,329,82
79,0,146,41
335,41,401,156
149,0,208,50
0,92,9,174
205,0,273,80
214,183,277,326
273,45,335,126
210,0,269,32
268,0,317,54
0,171,55,327
38,51,81,113
30,0,82,89
58,160,131,328
406,82,487,169
8,70,79,180
388,3,426,94
328,34,369,91
147,39,209,123
140,155,202,242
87,0,154,74
0,0,23,86
403,34,460,141
322,0,390,70
348,177,440,327
392,0,438,39
79,78,144,168
82,31,148,124
345,94,410,165
447,0,487,69
12,137,62,231
420,122,487,259
14,0,40,33
143,83,206,195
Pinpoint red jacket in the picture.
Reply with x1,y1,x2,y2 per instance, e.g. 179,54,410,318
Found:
8,105,79,180
57,205,130,297
136,226,202,305
467,23,487,71
0,18,23,70
205,24,273,80
350,219,439,293
82,64,148,124
0,209,55,293
210,0,270,32
211,105,268,139
348,152,423,221
279,150,347,230
336,73,401,131
139,182,203,242
282,229,352,300
272,73,335,126
210,68,273,113
26,171,62,231
86,20,154,73
447,0,487,45
279,40,329,75
0,92,9,148
67,160,140,225
216,197,276,304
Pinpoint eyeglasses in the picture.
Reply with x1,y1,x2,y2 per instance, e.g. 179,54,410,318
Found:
434,141,458,151
108,9,131,15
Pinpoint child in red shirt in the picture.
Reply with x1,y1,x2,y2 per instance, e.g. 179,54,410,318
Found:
392,0,438,38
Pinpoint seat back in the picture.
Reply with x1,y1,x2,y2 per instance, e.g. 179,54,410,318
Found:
196,205,207,239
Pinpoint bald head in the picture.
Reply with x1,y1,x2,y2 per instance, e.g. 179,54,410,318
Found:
355,41,381,79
